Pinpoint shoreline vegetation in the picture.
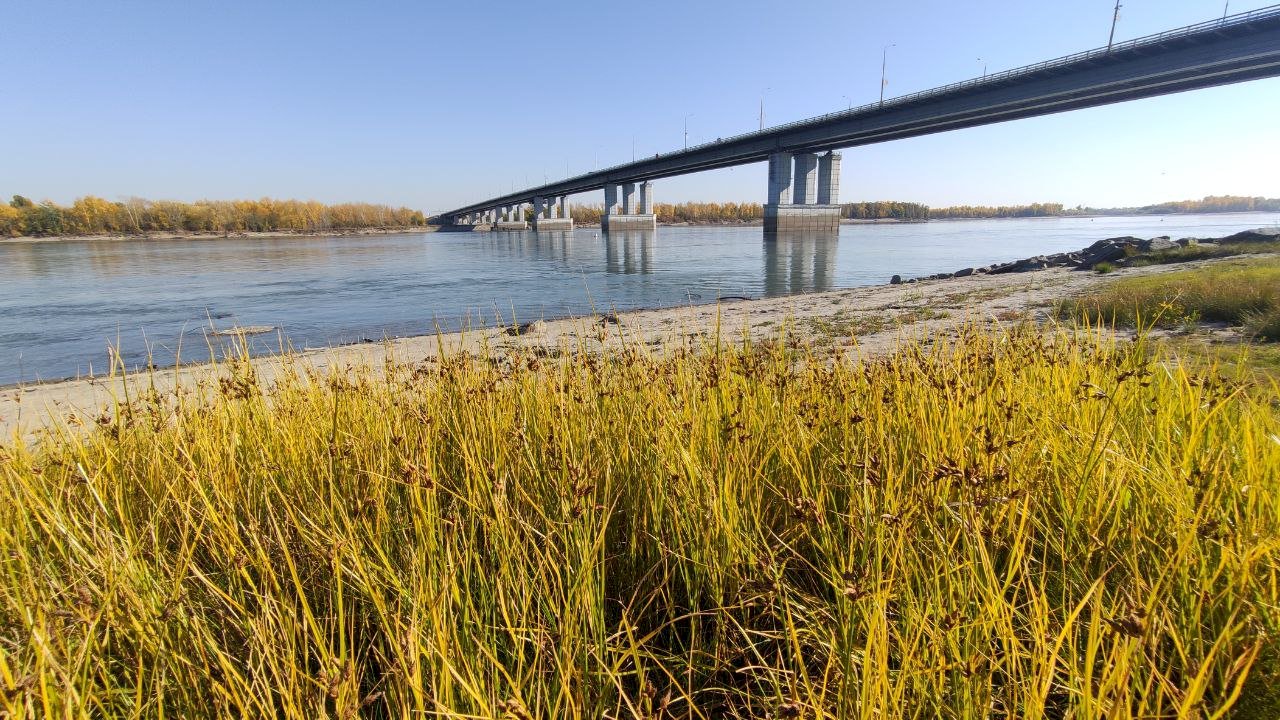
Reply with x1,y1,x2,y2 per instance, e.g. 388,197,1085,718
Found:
4,194,1277,242
0,195,427,240
3,243,1279,715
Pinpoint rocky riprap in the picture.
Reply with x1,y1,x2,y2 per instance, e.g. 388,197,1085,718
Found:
889,227,1280,284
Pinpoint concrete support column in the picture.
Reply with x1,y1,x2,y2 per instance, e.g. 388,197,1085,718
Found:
639,181,653,214
792,153,818,205
559,196,569,220
534,197,547,219
622,183,637,214
768,152,794,205
604,185,618,215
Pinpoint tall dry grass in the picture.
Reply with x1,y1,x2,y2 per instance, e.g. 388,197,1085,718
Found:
0,324,1277,718
1070,257,1280,340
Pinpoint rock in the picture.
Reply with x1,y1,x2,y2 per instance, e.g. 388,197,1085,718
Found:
954,267,974,277
507,320,547,336
1221,227,1280,244
1176,237,1199,247
1138,237,1177,252
890,274,902,285
1078,242,1129,269
598,312,621,325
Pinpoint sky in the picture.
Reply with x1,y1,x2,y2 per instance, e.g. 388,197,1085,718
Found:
3,0,1278,213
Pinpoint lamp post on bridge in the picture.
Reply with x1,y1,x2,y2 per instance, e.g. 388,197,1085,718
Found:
880,44,896,106
684,113,694,150
1108,1,1122,52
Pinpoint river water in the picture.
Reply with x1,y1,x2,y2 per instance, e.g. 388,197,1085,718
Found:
2,213,1277,385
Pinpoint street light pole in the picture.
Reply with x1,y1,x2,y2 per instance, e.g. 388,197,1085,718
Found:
978,57,987,78
880,44,895,106
1108,1,1122,51
684,113,694,150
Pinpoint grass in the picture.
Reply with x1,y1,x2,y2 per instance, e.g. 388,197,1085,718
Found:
1066,257,1280,339
1,325,1278,718
1157,336,1280,389
1126,240,1280,267
802,307,949,341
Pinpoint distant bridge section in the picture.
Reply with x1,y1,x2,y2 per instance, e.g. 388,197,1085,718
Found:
435,5,1280,233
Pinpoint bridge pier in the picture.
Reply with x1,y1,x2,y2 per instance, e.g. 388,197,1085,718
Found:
496,203,528,231
532,195,573,231
602,180,657,231
764,151,841,234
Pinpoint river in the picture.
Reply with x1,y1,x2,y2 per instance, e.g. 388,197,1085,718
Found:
2,213,1277,385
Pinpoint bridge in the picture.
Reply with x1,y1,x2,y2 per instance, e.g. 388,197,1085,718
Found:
434,5,1280,234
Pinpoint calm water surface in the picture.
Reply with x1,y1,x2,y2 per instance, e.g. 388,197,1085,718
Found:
2,213,1277,385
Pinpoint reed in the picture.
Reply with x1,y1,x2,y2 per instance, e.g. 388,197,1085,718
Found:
1,323,1276,718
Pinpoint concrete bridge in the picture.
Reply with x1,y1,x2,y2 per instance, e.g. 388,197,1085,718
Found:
434,6,1280,234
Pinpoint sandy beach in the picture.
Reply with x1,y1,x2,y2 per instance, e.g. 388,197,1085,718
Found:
2,256,1247,444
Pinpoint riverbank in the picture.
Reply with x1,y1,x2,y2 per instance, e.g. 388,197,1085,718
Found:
0,226,436,244
2,251,1259,443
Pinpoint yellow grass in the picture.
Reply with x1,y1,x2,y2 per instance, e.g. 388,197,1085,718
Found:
0,324,1277,718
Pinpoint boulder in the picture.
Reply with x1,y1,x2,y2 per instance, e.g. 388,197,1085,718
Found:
1176,237,1199,247
890,274,902,285
954,267,974,277
1221,227,1280,244
1138,236,1178,252
1077,241,1129,269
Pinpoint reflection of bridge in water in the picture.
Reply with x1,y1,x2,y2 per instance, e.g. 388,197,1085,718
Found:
604,231,654,275
763,231,838,297
597,227,838,297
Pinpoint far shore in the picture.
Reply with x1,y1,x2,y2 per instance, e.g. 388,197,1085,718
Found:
0,226,437,244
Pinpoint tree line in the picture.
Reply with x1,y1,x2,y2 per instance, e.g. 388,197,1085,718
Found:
929,202,1065,219
0,195,427,238
842,201,930,220
1081,195,1280,216
568,201,932,224
929,196,1280,219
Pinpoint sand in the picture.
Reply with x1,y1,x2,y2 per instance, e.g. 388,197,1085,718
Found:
0,258,1242,443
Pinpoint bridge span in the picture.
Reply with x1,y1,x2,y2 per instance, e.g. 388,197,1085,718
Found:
434,6,1280,234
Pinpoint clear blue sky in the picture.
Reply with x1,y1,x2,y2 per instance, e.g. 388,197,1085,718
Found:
3,0,1278,213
